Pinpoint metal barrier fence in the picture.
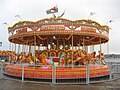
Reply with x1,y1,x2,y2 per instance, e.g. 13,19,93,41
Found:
23,65,53,84
0,62,4,79
53,65,87,84
1,62,120,84
0,62,2,79
109,64,120,80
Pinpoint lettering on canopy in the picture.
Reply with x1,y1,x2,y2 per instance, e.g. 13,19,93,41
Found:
16,28,27,34
40,25,65,30
81,26,96,33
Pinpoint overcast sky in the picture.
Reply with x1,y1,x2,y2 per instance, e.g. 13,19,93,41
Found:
0,0,120,54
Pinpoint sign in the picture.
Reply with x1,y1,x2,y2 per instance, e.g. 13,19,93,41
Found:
16,28,27,34
81,26,96,33
41,25,65,30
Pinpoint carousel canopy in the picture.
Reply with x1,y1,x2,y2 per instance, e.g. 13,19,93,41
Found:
8,17,110,46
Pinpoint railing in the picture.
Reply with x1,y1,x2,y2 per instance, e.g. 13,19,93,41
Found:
0,62,120,85
109,64,120,80
0,63,1,76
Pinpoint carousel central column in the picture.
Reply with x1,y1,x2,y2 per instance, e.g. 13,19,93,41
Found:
22,45,24,53
14,43,16,53
18,44,20,55
57,39,59,50
63,38,65,50
29,45,31,53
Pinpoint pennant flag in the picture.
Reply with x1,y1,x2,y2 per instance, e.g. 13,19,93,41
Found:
14,14,22,20
15,15,21,18
106,20,114,24
3,22,7,25
109,20,114,23
90,12,95,16
46,6,58,14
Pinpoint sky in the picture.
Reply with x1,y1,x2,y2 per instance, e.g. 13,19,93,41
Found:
0,0,120,54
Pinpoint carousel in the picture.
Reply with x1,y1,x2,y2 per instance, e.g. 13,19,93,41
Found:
4,16,110,80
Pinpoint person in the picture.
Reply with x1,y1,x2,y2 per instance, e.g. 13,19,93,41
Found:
60,53,65,66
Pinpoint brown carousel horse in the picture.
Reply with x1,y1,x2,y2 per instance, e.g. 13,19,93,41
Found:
38,53,49,65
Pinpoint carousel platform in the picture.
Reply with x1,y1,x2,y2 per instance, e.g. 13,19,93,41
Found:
4,64,110,81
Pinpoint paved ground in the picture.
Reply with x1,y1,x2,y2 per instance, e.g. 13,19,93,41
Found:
0,78,120,90
1,61,120,90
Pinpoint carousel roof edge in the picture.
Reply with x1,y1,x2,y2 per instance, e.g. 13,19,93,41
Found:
8,17,110,32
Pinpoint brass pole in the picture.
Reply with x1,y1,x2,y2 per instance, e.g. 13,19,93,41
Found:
57,39,59,50
83,37,85,51
100,38,102,52
99,38,102,62
34,32,36,65
72,32,74,67
17,44,20,62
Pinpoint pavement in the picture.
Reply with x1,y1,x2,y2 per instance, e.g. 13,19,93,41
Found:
1,61,120,90
0,78,120,90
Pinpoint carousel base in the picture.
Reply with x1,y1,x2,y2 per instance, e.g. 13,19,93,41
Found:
4,64,110,81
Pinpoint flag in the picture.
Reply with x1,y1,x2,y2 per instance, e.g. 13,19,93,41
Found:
14,14,22,19
46,6,58,14
14,15,21,18
109,20,114,23
90,12,95,16
3,22,7,25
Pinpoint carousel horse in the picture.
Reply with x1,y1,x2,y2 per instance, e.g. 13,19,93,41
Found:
19,53,34,65
34,53,42,64
39,53,49,65
33,56,41,65
17,54,22,62
66,50,85,65
79,50,90,65
20,54,28,63
97,51,105,65
28,57,34,65
74,57,84,65
27,53,34,65
66,52,73,65
89,51,97,64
